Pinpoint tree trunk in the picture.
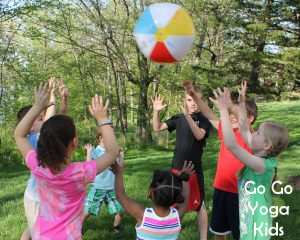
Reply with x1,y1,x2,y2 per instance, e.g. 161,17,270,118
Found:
136,78,152,144
249,41,265,93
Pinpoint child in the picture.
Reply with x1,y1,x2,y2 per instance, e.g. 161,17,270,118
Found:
18,105,44,240
18,77,58,240
84,130,123,233
113,158,193,239
152,83,212,239
210,87,289,240
185,81,257,240
14,83,120,239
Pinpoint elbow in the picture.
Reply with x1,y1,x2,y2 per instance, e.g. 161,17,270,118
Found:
195,132,205,141
14,129,20,142
152,124,160,132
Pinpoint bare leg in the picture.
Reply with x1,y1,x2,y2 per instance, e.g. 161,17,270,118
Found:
20,228,30,240
197,204,208,240
113,213,122,227
83,213,90,222
177,181,190,217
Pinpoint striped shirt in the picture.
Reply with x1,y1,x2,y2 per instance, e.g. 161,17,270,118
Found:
136,207,181,240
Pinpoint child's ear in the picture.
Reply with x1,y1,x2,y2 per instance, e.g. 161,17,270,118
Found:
72,137,78,148
264,139,273,153
248,115,255,125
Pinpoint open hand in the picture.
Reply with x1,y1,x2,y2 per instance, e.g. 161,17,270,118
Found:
34,82,51,110
84,143,93,153
182,80,194,92
179,161,195,176
58,79,69,99
111,151,124,174
238,81,247,103
209,87,232,110
89,95,109,121
48,77,57,95
151,95,167,112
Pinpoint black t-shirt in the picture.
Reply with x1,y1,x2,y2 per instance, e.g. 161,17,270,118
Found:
165,112,212,171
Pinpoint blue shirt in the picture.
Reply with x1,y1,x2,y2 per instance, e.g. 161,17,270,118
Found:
25,132,39,201
91,146,115,190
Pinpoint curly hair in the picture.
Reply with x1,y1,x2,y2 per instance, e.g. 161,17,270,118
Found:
149,170,184,208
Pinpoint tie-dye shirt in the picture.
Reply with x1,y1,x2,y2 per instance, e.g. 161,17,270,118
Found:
25,150,97,240
136,207,181,240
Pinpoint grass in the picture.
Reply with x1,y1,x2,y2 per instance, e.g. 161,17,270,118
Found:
0,100,300,239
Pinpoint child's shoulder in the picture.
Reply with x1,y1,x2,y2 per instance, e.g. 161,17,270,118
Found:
264,157,278,169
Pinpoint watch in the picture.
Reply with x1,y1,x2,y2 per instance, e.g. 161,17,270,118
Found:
97,119,112,127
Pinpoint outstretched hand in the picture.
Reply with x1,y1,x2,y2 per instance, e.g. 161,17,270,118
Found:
209,87,232,110
48,77,57,95
179,161,195,176
151,95,167,112
58,79,69,99
89,95,109,121
238,80,247,103
84,144,93,153
34,82,51,110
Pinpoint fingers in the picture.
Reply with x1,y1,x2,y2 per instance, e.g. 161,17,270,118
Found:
104,99,109,110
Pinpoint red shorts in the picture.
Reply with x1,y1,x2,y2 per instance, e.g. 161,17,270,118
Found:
187,173,202,211
171,169,202,212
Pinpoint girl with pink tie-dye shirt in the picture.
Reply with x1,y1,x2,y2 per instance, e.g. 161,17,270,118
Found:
14,83,120,240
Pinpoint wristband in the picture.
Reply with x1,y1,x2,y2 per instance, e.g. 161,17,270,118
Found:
97,119,112,127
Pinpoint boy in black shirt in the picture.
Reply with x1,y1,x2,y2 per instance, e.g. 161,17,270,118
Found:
152,83,212,240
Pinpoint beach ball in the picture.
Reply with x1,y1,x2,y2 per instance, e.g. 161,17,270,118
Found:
133,3,195,63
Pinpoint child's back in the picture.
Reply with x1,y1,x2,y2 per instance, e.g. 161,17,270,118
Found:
239,157,277,239
136,207,181,240
26,150,96,239
14,87,119,240
91,145,115,190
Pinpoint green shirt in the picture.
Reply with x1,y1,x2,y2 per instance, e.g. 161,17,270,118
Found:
239,157,277,240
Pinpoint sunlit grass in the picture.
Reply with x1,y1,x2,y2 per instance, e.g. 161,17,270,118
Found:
0,101,299,239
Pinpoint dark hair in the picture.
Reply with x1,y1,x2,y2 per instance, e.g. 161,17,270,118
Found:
245,98,258,124
17,105,32,122
37,115,76,172
149,170,184,208
230,93,258,124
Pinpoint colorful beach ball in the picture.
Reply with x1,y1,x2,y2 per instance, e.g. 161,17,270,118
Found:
133,3,195,63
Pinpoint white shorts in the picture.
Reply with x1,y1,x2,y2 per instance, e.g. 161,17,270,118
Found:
24,193,39,229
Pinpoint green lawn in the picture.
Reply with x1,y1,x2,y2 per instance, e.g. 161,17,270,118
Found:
0,101,299,239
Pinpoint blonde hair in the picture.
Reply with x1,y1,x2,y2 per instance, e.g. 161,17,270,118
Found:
262,122,289,156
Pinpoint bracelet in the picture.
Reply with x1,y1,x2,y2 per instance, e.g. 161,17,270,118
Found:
97,119,112,127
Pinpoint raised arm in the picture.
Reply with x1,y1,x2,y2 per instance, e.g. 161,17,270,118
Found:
14,83,51,158
152,95,168,132
113,155,145,224
44,77,56,121
188,88,219,129
84,144,93,161
210,88,265,173
58,80,69,115
88,95,120,173
237,81,252,146
182,103,206,141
